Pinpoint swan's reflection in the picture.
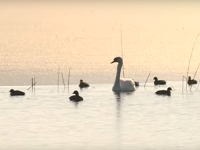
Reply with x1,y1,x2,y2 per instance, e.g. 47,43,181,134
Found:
114,92,122,119
114,91,133,119
113,91,134,149
113,92,122,149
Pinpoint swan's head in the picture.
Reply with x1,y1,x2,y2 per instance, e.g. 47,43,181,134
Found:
111,57,123,64
167,87,172,91
80,79,83,83
73,90,79,95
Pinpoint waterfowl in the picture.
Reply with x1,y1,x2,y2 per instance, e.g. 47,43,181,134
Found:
153,77,166,85
155,87,172,96
134,81,139,87
79,79,90,88
10,89,25,96
111,57,136,92
187,76,197,86
69,90,83,102
132,79,139,86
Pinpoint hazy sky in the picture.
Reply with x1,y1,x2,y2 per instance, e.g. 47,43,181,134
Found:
0,1,200,85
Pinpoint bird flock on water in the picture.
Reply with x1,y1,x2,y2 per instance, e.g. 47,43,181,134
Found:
9,57,198,102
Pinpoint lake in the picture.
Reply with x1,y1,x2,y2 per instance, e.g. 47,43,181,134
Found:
1,82,200,150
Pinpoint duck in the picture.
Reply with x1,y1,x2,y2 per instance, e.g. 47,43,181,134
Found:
69,90,83,102
79,79,90,88
134,81,139,87
132,79,139,86
9,89,25,96
187,76,197,86
111,57,136,92
155,87,172,96
153,77,166,85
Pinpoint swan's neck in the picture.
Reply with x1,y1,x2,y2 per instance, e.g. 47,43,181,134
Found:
113,62,123,91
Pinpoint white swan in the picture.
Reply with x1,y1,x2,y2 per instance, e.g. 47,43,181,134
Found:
111,57,136,92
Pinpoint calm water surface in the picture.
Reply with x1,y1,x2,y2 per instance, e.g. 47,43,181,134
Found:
0,82,200,150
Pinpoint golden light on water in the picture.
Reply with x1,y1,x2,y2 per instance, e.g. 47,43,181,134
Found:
0,1,200,85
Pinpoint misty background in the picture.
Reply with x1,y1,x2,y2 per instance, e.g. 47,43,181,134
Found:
0,0,200,85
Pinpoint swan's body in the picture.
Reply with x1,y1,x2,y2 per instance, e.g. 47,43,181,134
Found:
154,77,166,85
10,89,25,96
79,79,90,88
111,57,135,92
187,76,197,86
155,87,172,96
69,90,83,102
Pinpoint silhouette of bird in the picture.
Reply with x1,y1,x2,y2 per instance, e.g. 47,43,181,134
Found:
10,89,25,96
69,90,83,102
134,81,139,87
155,87,172,96
79,79,89,88
153,77,166,85
187,76,197,86
111,57,136,92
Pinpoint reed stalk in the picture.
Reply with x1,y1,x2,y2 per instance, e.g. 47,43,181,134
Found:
186,33,199,78
68,67,71,89
27,78,37,90
27,82,37,90
61,72,65,90
182,76,184,93
121,24,125,78
57,67,60,89
193,62,200,79
182,76,188,92
32,78,34,91
186,33,200,91
144,73,150,87
197,80,200,91
34,77,36,91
